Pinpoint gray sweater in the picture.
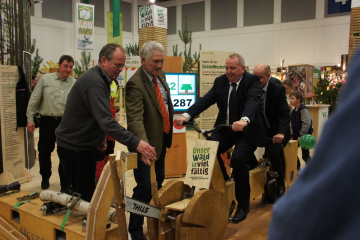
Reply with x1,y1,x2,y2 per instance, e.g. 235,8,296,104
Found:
56,66,140,151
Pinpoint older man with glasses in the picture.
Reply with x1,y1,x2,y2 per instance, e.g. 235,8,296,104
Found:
55,43,156,202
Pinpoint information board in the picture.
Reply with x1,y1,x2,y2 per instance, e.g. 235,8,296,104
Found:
165,73,197,112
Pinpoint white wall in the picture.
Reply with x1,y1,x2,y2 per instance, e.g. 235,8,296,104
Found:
30,0,350,70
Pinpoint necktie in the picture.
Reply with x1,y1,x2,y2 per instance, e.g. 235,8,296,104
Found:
261,90,265,110
153,76,170,134
229,83,237,124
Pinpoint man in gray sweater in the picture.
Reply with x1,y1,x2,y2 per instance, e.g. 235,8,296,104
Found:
55,44,156,202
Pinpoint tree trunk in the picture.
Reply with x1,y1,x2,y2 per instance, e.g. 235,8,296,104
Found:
0,1,4,65
14,0,18,65
18,0,24,68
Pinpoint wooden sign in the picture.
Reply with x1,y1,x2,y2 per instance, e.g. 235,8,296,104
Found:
0,65,30,185
184,139,219,189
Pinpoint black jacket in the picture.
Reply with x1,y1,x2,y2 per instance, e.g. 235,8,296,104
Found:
264,81,291,145
186,71,268,147
16,66,38,128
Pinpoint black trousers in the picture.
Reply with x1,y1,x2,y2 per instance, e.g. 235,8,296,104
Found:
265,129,285,181
57,146,97,202
38,116,70,187
129,133,167,236
211,128,257,210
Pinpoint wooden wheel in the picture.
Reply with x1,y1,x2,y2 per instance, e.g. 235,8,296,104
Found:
180,189,228,240
147,180,192,240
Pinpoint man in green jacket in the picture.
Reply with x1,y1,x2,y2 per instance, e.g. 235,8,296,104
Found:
126,41,174,240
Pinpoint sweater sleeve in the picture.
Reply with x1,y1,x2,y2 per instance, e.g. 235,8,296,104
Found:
300,108,312,136
84,85,140,149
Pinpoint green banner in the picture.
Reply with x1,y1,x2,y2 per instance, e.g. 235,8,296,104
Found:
113,0,120,37
107,12,123,45
77,3,95,50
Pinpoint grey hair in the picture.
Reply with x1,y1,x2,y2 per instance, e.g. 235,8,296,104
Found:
228,53,245,67
98,43,125,64
140,41,165,61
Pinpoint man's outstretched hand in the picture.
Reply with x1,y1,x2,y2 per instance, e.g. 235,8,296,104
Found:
136,140,157,165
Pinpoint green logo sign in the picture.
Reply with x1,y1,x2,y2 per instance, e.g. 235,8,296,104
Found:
78,6,93,21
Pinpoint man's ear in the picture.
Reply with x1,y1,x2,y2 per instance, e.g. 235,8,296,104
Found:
100,56,107,66
141,57,146,65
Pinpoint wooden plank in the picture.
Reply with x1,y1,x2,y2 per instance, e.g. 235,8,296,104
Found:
249,167,269,200
0,216,26,240
210,157,226,191
182,190,228,240
165,198,191,211
165,132,187,178
85,162,114,240
282,140,298,189
109,154,128,240
163,56,183,73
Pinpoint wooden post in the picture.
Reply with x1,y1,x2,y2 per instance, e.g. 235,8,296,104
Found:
109,153,128,240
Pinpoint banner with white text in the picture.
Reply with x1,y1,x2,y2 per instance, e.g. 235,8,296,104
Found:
77,3,95,50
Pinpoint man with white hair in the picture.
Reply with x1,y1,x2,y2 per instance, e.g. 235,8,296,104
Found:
126,41,174,240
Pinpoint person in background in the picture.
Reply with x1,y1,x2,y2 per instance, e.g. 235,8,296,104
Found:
282,79,294,108
289,91,313,166
268,66,282,85
253,64,290,197
55,43,156,202
26,55,75,193
31,75,38,90
125,41,173,240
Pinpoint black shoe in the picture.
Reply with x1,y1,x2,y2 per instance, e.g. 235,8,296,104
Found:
277,185,286,198
277,178,286,197
232,208,250,224
41,180,50,190
60,186,73,195
131,234,147,240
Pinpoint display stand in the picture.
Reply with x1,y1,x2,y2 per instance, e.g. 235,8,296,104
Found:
306,105,330,141
288,64,314,104
0,66,31,185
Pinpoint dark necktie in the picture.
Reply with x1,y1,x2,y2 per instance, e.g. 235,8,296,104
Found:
261,90,265,110
153,76,170,134
229,83,237,124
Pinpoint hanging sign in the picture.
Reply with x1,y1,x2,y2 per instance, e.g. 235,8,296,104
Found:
139,5,167,29
77,3,95,50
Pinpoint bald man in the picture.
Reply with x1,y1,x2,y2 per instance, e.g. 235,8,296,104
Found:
253,64,290,198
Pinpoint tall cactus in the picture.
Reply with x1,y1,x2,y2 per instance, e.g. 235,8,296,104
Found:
173,15,201,73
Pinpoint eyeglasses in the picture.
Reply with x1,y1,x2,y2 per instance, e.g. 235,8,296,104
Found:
109,60,125,69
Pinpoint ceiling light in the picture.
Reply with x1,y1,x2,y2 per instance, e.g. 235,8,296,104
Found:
149,0,155,3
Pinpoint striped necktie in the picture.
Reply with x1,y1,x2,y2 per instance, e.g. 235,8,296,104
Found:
261,90,265,110
153,76,170,134
229,83,237,124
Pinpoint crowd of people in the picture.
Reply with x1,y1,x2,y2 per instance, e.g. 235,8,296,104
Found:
27,41,317,240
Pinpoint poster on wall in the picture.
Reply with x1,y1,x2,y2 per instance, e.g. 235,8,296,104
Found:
288,65,306,96
306,66,314,97
199,50,234,132
139,5,167,29
107,12,123,45
77,3,95,50
0,66,30,184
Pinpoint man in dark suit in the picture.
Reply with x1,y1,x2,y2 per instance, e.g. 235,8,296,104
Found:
253,64,290,197
126,41,173,240
268,65,282,85
175,54,267,223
